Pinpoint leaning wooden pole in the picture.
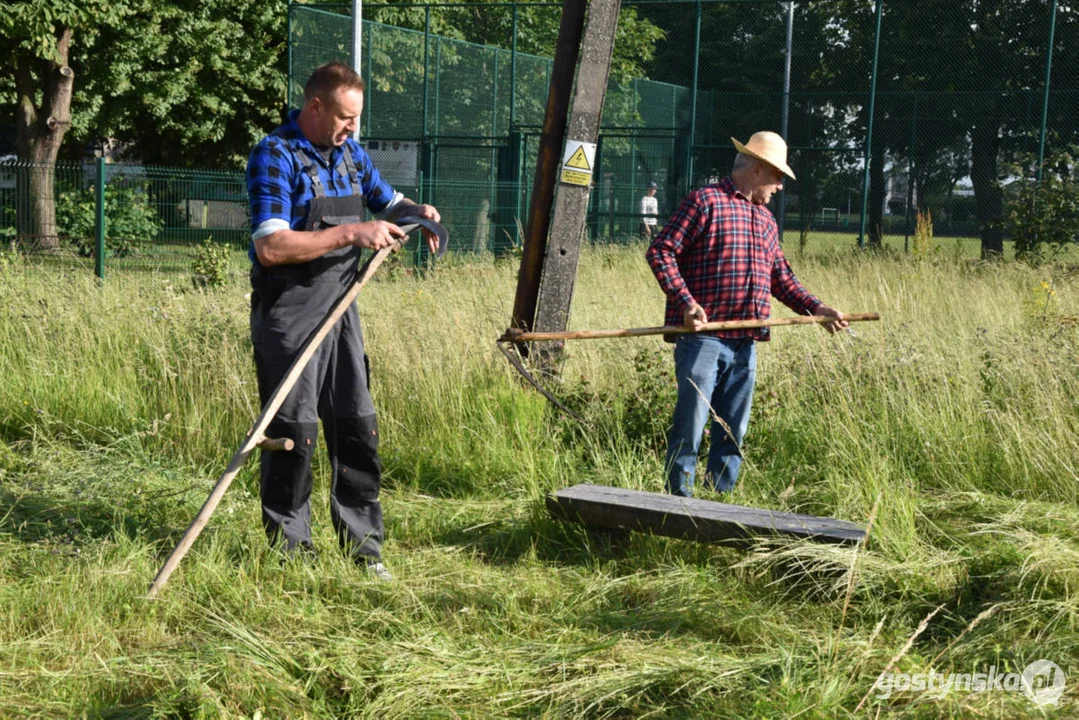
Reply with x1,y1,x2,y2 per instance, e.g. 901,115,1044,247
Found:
531,0,623,366
147,243,398,598
500,313,880,343
511,0,587,339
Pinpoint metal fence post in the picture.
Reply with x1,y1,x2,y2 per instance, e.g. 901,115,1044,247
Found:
367,24,374,138
1037,0,1058,183
492,51,499,217
423,5,431,139
94,157,106,281
904,96,918,253
352,0,362,140
608,174,616,239
590,135,604,238
631,79,638,196
777,0,795,242
510,3,518,129
435,38,441,136
857,0,884,249
688,0,702,187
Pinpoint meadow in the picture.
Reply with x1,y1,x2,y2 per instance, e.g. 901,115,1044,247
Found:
0,241,1076,717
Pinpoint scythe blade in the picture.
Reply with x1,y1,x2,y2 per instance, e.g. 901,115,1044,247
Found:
496,340,586,423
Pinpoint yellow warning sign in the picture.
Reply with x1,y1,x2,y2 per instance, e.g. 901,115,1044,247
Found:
560,168,592,186
565,145,591,171
560,140,596,187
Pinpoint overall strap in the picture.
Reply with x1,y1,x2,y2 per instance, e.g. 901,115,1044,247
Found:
338,144,364,198
270,126,325,199
292,146,326,199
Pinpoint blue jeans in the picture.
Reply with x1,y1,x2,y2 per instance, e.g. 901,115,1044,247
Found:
665,335,757,496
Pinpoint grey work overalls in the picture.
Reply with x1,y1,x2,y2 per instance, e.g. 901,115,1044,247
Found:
249,139,383,561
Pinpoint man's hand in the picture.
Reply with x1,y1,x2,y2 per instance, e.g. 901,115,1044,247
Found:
683,302,708,331
412,203,442,254
347,220,408,251
816,304,849,334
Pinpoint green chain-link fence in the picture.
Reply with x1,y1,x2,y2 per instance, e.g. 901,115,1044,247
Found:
0,159,247,275
289,2,705,253
3,0,1076,271
289,0,1078,258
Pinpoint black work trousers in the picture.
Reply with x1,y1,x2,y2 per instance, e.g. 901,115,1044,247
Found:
250,246,383,560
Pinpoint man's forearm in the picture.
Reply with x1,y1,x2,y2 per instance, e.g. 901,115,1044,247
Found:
645,244,695,309
254,226,351,266
773,276,821,316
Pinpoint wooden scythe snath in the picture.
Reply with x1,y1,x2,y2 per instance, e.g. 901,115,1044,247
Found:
496,314,882,418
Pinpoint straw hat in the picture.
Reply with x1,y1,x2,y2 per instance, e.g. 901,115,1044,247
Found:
731,131,796,180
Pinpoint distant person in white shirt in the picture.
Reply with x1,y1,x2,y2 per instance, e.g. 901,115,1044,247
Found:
639,181,659,239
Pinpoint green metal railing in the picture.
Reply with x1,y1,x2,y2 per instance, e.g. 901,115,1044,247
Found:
0,159,249,276
2,0,1074,276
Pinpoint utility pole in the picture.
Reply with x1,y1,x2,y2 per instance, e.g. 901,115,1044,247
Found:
510,0,587,341
531,0,623,366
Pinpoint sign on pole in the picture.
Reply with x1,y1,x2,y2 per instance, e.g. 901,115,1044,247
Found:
560,140,596,187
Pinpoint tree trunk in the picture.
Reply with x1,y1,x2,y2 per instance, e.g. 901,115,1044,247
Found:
14,28,76,253
868,140,886,248
970,121,1004,258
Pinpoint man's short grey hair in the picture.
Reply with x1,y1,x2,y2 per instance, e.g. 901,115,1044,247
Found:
732,153,759,173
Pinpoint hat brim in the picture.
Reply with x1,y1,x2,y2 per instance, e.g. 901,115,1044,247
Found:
732,138,796,180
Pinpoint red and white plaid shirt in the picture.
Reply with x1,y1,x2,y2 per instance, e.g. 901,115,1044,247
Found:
645,177,820,342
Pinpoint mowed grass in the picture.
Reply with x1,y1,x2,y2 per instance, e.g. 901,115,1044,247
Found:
0,243,1077,717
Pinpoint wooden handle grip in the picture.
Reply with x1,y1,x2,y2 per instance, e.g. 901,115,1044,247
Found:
256,437,294,452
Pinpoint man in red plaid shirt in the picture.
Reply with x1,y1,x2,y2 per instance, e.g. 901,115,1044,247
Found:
646,131,847,497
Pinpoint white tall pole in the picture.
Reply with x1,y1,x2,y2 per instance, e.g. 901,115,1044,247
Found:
352,0,363,141
776,1,794,240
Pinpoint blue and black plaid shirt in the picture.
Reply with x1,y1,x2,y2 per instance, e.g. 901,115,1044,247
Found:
246,109,397,261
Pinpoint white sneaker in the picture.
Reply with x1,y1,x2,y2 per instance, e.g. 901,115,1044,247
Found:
365,561,393,582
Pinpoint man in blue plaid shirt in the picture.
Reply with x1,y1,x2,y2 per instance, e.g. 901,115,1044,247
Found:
246,61,441,580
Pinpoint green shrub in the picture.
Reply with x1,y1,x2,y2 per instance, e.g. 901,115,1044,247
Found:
57,181,163,257
191,236,232,288
1007,145,1079,259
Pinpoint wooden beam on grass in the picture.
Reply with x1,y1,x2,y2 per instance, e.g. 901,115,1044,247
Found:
547,484,865,547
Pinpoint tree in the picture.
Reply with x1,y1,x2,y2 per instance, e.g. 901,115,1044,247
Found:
913,0,1077,257
632,0,1077,258
818,0,972,248
70,0,287,168
2,1,126,250
358,0,663,136
857,0,1075,257
363,0,662,81
2,0,287,254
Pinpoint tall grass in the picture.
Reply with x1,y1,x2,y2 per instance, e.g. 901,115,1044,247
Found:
0,244,1076,716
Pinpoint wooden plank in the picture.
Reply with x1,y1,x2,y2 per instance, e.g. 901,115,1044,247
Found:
546,484,865,547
